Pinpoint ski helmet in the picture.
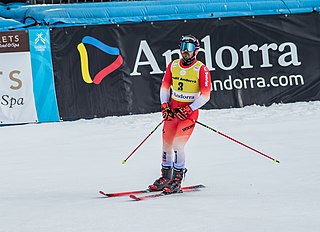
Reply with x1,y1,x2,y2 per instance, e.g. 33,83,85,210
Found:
180,34,200,52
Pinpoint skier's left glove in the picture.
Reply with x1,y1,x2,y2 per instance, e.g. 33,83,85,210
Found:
174,105,193,120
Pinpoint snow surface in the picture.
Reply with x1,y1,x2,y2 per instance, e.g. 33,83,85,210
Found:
1,101,320,232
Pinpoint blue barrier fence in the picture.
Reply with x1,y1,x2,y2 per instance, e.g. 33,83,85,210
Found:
1,0,320,30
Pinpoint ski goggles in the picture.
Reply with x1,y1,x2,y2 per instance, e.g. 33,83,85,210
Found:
180,42,196,52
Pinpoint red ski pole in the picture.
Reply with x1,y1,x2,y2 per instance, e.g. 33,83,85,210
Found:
122,119,164,164
193,119,280,163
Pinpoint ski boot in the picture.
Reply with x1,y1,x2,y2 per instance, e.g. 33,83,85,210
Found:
148,165,172,191
163,167,187,194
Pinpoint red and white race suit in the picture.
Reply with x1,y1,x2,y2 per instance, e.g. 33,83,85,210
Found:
160,58,212,168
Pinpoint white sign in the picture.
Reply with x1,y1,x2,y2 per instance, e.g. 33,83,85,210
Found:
0,52,38,124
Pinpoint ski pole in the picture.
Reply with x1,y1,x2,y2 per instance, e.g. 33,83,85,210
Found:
122,119,164,164
192,119,280,163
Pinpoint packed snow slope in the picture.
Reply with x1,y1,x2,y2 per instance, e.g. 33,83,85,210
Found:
1,101,320,232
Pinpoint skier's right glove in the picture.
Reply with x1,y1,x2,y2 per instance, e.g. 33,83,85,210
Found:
161,103,174,121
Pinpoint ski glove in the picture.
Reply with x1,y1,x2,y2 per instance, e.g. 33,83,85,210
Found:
174,105,193,120
161,103,174,121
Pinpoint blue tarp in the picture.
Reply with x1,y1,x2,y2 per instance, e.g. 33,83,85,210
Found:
0,0,320,30
0,17,25,30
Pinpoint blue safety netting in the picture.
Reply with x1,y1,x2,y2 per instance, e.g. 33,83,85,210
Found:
1,0,320,30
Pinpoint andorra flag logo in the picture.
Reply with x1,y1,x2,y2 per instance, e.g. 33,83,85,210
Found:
77,36,123,85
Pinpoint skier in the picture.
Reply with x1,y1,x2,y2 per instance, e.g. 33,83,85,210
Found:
149,34,212,194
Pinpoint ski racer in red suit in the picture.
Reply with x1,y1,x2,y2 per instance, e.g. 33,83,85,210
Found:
149,35,212,194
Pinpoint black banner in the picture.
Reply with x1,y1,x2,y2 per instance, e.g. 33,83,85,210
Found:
50,12,320,120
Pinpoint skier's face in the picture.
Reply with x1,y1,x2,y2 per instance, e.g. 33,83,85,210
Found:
181,49,193,60
180,42,197,60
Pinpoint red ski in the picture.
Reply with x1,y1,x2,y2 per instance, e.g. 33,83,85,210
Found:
129,184,205,201
99,189,150,198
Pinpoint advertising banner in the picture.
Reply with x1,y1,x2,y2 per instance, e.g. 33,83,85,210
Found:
0,30,38,124
50,13,320,120
29,28,60,123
